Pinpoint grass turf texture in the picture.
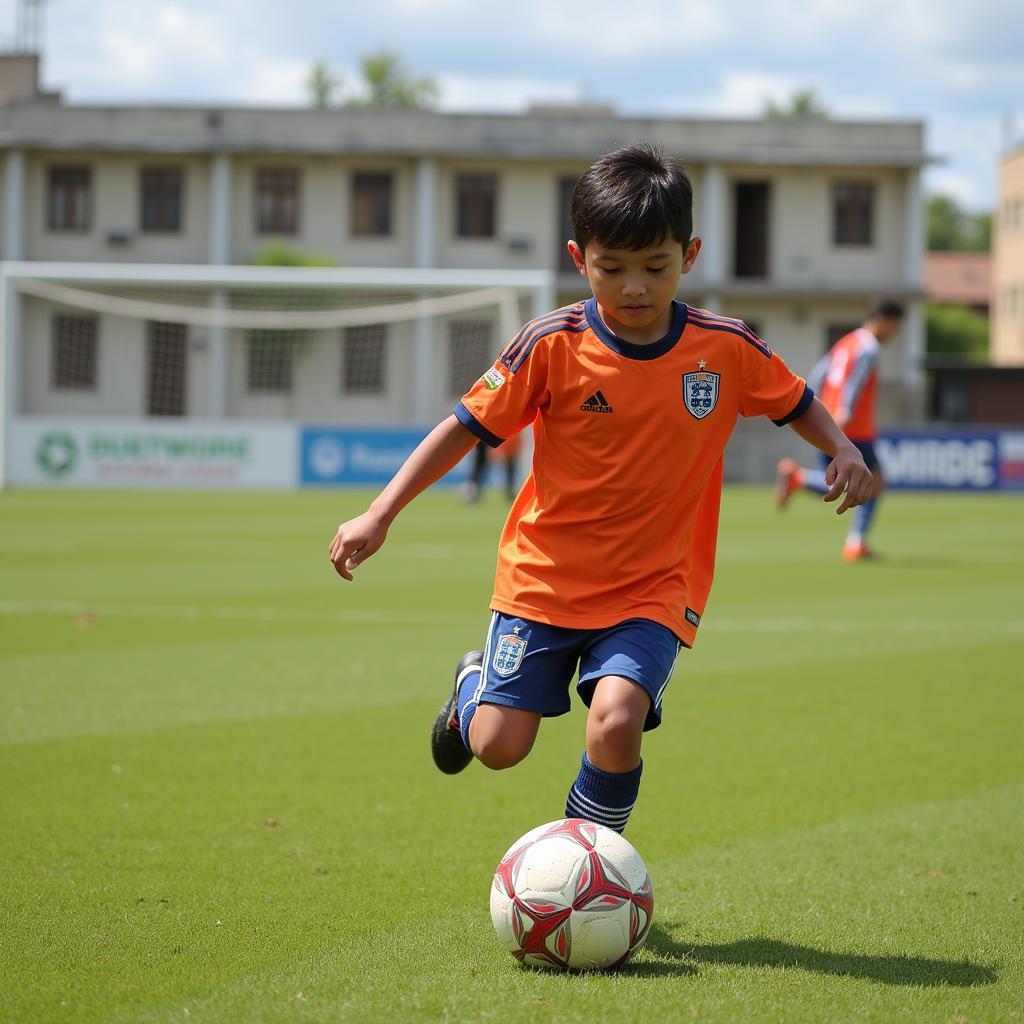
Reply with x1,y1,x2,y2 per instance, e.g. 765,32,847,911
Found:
1,486,1022,1024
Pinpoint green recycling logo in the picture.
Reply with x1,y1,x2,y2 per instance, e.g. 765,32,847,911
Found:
36,432,79,477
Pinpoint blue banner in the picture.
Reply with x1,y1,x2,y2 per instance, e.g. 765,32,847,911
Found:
877,429,1024,491
300,427,471,486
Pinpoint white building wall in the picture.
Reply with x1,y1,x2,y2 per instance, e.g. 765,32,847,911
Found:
25,152,211,263
22,297,147,416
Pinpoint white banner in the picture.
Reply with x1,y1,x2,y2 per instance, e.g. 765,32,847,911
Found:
8,418,297,488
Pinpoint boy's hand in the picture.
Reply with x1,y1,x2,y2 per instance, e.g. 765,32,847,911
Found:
823,445,874,514
329,510,389,581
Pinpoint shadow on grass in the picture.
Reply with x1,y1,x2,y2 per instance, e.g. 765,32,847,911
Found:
627,924,997,986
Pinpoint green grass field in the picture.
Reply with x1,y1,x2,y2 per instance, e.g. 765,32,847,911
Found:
1,485,1022,1024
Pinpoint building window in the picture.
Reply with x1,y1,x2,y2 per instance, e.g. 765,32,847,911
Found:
141,167,184,233
247,329,301,392
342,324,387,394
146,321,188,415
455,173,497,239
48,166,91,231
256,167,300,234
51,314,98,390
448,318,492,397
733,182,771,278
832,182,874,246
825,323,859,352
351,173,393,237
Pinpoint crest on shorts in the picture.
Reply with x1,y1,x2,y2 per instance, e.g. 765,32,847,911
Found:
682,370,720,420
493,633,527,677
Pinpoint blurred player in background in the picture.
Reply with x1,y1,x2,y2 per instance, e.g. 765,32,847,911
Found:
459,436,522,503
775,298,904,561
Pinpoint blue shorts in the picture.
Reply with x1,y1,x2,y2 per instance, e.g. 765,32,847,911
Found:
818,439,879,472
472,613,682,732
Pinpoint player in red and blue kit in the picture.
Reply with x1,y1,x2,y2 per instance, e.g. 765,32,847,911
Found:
775,299,904,560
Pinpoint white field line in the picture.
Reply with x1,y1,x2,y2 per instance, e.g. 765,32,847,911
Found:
0,600,463,626
0,601,1022,635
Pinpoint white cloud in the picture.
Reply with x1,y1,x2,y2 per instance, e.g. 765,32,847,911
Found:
535,0,726,57
437,73,581,113
927,170,978,207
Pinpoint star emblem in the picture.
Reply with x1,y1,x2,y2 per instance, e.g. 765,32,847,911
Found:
513,625,522,634
698,359,707,370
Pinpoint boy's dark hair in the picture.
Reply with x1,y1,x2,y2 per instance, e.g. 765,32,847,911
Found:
867,297,905,320
571,143,693,252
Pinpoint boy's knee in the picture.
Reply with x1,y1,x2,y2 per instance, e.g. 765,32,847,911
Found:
472,734,530,771
589,703,644,751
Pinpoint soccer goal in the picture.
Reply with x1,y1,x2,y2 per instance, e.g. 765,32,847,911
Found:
0,262,555,487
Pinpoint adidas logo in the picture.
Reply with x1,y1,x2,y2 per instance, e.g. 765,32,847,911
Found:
580,390,614,413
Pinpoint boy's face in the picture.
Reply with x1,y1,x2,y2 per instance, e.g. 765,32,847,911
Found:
568,236,701,343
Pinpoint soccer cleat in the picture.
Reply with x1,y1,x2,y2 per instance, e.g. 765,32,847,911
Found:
431,650,484,774
774,458,804,508
842,540,879,562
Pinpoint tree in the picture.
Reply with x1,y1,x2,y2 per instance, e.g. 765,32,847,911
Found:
926,195,991,251
306,61,342,109
348,50,438,110
763,88,829,119
925,303,989,362
251,242,337,267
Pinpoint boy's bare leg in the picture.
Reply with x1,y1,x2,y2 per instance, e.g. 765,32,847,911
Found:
585,676,650,772
468,704,542,770
565,676,650,833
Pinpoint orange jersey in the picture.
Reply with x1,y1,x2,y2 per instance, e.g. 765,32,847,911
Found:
456,300,812,646
811,328,880,441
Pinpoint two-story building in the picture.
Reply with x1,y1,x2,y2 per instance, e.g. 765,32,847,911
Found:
1,53,929,477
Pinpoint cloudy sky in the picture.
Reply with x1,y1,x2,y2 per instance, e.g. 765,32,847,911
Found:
3,0,1021,210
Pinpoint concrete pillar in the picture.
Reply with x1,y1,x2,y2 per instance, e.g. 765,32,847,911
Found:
413,158,440,424
207,154,232,418
903,167,926,393
699,163,727,287
4,150,26,261
414,158,439,270
903,166,924,287
1,152,25,478
903,299,925,394
209,153,232,265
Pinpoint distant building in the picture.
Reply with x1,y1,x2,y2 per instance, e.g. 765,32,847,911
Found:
924,251,991,314
1,53,930,444
992,144,1024,366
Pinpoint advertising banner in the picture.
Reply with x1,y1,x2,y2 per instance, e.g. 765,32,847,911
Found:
301,427,471,486
877,429,1023,491
8,418,297,488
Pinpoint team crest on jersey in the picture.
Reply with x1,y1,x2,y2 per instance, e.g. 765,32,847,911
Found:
493,633,527,677
683,371,720,420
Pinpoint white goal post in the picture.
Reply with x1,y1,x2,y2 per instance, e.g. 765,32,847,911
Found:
0,262,556,487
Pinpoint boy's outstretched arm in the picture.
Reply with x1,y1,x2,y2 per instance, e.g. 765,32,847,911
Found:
329,415,480,580
786,398,874,514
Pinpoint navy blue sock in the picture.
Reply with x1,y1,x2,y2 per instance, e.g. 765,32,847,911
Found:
456,664,482,753
565,753,643,834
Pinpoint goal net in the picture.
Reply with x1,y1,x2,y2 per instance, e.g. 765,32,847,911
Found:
0,262,555,486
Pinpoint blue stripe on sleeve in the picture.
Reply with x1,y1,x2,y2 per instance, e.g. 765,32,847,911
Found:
453,402,505,447
773,384,815,426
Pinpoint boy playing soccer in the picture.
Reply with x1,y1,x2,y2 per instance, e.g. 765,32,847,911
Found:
774,298,904,561
329,144,873,834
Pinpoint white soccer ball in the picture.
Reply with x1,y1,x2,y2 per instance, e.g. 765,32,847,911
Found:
489,818,654,971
